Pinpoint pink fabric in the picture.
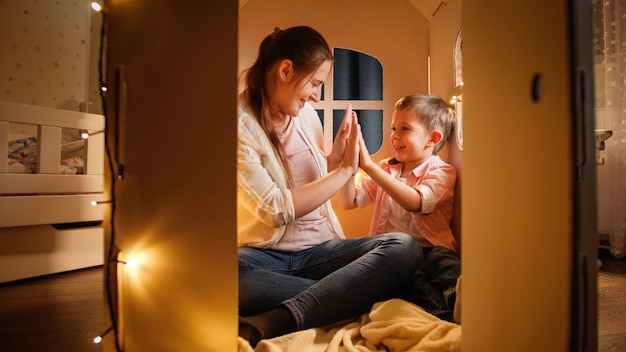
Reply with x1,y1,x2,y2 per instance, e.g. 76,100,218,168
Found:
270,119,337,251
356,155,458,253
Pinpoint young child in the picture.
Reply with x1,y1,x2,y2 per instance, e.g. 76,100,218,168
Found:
340,93,461,322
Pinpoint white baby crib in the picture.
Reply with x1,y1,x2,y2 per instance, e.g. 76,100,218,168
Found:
0,101,105,283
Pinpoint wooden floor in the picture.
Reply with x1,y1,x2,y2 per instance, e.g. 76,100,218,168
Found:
0,251,624,352
0,266,104,352
597,249,626,351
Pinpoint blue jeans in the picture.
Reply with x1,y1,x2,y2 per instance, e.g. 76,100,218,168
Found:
238,233,422,330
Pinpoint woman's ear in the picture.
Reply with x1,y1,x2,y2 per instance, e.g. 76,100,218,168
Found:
278,59,293,81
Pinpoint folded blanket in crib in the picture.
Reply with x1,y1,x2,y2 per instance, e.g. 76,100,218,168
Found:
237,298,461,352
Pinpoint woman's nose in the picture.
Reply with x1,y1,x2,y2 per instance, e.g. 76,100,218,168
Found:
310,86,323,102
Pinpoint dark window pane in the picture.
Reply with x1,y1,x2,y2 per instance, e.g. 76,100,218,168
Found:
333,109,383,154
333,48,383,101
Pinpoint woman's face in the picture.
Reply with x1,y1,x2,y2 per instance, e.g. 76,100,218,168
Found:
273,59,331,118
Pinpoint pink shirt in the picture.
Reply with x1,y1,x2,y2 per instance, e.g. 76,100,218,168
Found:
355,155,458,253
271,118,337,251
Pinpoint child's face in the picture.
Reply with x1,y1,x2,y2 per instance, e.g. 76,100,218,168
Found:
390,110,433,167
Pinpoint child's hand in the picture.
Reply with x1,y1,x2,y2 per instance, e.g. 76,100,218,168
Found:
358,130,375,172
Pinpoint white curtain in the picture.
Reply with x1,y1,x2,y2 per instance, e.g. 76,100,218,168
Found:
593,0,626,258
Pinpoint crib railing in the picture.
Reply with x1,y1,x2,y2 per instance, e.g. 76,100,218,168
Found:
0,101,105,227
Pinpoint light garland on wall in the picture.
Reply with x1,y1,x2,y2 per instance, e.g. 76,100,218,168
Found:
117,257,140,268
93,326,113,344
87,1,126,350
91,2,102,12
449,81,464,105
80,130,105,140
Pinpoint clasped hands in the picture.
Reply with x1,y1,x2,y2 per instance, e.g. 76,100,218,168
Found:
331,104,373,176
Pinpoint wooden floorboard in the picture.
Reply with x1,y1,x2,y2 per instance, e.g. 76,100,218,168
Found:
598,249,626,352
0,267,104,352
0,251,624,351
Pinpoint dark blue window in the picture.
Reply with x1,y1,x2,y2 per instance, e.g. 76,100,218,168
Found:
333,109,383,154
333,48,383,101
330,48,383,154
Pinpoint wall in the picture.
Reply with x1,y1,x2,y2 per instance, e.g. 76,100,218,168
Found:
239,0,431,237
0,0,100,112
103,1,238,351
462,1,574,350
429,0,463,246
0,1,104,281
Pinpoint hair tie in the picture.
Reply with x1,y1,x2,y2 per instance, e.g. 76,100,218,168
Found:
271,26,282,40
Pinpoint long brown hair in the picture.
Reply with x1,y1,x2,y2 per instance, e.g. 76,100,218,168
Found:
241,26,333,186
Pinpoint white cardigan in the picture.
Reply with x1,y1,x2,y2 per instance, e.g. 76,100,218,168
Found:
237,101,345,248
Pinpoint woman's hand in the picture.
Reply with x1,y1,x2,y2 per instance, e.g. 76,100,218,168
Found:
341,114,361,176
328,104,356,171
290,109,361,218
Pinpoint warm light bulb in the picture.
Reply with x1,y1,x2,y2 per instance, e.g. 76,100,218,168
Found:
90,200,97,206
126,257,140,268
117,256,140,268
81,131,90,139
91,2,102,12
93,326,112,344
101,86,108,92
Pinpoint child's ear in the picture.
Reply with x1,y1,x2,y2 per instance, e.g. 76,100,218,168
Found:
429,130,443,146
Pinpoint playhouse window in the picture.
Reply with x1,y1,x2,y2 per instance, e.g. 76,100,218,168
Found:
453,28,464,150
316,48,384,154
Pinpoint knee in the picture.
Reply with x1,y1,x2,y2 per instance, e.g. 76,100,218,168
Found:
384,232,423,266
238,254,257,278
387,232,420,251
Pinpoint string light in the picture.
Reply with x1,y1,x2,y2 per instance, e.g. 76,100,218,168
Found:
93,326,113,344
80,130,104,140
91,2,102,12
91,199,112,206
117,257,140,268
92,3,122,351
448,82,464,105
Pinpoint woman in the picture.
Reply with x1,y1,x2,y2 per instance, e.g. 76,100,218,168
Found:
237,25,421,346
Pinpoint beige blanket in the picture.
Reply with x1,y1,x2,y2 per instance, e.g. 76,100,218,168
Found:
238,299,461,352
